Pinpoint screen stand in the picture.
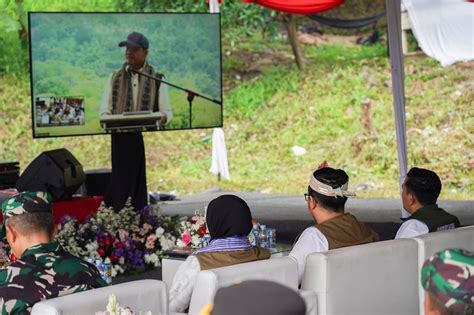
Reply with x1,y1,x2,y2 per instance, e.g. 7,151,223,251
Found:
187,92,195,128
104,132,147,212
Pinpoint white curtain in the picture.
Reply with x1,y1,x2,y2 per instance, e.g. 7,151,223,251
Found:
403,0,474,66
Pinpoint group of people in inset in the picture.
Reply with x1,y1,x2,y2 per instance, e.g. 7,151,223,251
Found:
0,164,471,314
36,97,85,127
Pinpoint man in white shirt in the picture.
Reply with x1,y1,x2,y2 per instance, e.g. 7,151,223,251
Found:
289,166,378,283
100,32,172,127
395,167,460,239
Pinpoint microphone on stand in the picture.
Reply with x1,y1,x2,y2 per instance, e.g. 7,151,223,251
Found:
125,65,132,76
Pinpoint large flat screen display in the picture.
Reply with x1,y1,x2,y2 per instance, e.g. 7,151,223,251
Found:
28,12,222,138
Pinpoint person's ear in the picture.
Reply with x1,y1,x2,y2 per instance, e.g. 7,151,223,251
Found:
6,224,17,244
308,195,318,210
407,192,416,207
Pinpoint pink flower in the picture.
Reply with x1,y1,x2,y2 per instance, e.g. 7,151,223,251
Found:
181,232,192,245
143,223,153,233
140,223,153,235
145,234,157,249
118,229,129,242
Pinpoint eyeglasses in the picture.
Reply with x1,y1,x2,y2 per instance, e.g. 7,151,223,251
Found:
304,193,309,201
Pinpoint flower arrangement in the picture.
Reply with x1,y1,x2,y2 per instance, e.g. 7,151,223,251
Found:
55,199,181,276
176,210,209,249
0,241,10,267
95,294,151,315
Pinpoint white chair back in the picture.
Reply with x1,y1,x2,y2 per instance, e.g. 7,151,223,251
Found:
413,226,474,315
301,239,419,315
299,290,318,315
31,279,168,315
188,257,298,314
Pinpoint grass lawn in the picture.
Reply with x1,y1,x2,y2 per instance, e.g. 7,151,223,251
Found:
1,35,472,200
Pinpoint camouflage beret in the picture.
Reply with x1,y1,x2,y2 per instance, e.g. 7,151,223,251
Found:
0,191,52,239
421,248,474,314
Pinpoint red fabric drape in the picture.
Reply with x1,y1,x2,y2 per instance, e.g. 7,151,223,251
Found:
243,0,344,14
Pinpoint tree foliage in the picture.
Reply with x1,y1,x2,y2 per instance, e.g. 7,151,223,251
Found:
0,0,279,77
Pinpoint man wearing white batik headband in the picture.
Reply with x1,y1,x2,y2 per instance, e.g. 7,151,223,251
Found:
289,167,379,283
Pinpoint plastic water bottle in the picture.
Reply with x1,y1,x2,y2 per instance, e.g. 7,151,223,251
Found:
267,228,277,248
102,262,113,285
201,235,211,247
248,224,259,246
95,259,103,275
259,225,268,248
95,260,112,285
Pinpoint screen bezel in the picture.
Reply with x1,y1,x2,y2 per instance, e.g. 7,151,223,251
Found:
28,12,223,139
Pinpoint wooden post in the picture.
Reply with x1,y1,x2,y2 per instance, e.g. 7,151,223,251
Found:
282,13,306,70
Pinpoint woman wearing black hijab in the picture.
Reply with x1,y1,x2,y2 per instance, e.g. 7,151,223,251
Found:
169,195,270,313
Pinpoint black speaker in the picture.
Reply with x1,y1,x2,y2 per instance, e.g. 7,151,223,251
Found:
76,169,111,197
16,148,85,200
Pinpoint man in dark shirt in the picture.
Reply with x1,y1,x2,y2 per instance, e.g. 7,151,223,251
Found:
0,191,105,314
395,167,460,239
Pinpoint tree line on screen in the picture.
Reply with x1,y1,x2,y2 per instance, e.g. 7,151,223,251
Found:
30,13,220,99
0,0,278,78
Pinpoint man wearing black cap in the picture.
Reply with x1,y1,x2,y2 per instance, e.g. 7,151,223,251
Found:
100,32,172,126
0,191,105,314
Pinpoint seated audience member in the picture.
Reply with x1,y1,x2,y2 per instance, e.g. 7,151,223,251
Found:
289,167,379,283
395,167,460,239
169,195,271,313
421,248,473,315
201,280,306,315
0,191,105,314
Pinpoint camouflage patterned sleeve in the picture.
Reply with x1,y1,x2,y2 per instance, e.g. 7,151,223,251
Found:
0,265,34,314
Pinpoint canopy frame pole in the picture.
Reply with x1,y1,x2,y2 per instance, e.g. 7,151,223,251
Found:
386,0,409,216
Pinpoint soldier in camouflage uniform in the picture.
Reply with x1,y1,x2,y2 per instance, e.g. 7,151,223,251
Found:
421,248,474,315
0,191,105,314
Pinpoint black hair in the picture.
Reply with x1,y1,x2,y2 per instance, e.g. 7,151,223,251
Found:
405,167,441,206
308,167,349,212
7,212,55,237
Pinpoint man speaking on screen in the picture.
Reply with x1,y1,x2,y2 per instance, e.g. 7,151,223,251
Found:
100,32,172,127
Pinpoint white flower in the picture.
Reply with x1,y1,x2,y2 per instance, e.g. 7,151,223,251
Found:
161,236,175,251
86,241,98,252
191,235,200,246
144,253,160,267
119,257,125,265
106,294,120,313
191,223,200,231
155,227,165,237
176,239,186,248
112,265,124,277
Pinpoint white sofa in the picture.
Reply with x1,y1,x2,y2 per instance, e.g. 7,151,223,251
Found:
188,257,298,314
301,239,420,315
31,279,168,315
413,226,474,315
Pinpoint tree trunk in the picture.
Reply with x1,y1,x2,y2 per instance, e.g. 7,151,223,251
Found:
282,13,306,70
15,0,28,46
